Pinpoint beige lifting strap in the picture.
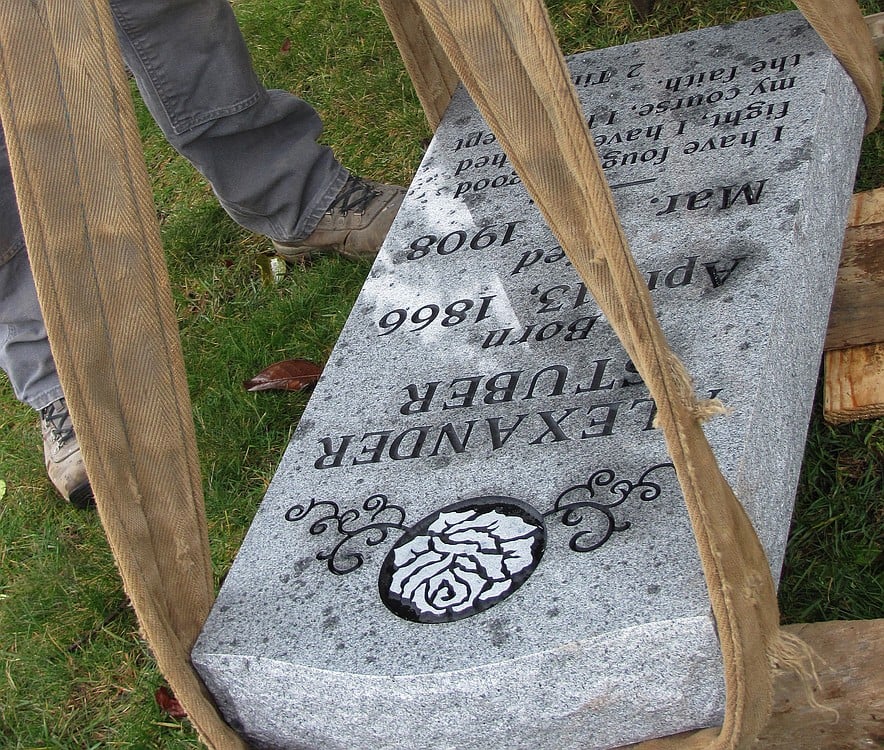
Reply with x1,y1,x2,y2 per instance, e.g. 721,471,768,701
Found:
794,0,882,134
0,2,245,748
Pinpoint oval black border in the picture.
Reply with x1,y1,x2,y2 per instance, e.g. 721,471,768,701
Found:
378,496,546,624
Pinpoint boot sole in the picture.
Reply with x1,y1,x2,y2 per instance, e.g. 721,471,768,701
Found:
272,240,377,263
68,483,95,510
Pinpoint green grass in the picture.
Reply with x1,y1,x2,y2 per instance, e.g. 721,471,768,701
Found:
1,1,882,746
779,394,884,623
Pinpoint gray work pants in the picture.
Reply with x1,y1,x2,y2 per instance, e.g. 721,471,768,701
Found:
0,0,348,410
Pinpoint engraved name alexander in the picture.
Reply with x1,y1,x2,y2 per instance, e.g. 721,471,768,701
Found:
313,361,723,469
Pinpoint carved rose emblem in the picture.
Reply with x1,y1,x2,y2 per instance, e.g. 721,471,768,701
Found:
378,497,546,623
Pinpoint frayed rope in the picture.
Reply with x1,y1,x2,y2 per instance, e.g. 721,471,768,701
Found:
693,398,732,423
769,629,839,722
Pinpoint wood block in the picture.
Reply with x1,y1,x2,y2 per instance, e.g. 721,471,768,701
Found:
753,620,884,749
621,621,883,748
825,188,884,351
845,186,884,228
824,342,884,423
824,189,884,423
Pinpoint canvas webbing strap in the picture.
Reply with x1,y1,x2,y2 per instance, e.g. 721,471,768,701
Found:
0,2,244,747
397,1,798,748
793,0,882,134
381,0,459,130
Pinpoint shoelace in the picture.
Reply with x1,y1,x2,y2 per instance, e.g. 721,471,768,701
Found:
326,176,381,216
41,399,74,448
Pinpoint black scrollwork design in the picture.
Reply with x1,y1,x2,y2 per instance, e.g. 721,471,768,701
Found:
285,462,674,587
542,462,674,552
284,494,407,575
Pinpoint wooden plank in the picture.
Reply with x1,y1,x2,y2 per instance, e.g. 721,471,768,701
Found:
825,188,884,351
620,621,883,747
845,186,884,228
823,189,884,423
752,620,884,748
824,342,884,423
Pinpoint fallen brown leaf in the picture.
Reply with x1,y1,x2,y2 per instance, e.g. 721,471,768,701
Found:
155,685,187,719
280,37,292,53
243,358,322,392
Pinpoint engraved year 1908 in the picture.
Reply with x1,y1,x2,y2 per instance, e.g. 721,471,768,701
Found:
405,221,523,261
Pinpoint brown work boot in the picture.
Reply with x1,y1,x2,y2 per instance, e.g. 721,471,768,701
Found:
40,397,94,509
273,175,405,262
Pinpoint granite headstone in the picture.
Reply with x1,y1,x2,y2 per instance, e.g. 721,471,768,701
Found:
192,12,866,750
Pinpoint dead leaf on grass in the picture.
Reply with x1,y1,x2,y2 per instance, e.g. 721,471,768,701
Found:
243,359,322,392
155,685,187,719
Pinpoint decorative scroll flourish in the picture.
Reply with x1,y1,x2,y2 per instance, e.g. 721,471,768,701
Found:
284,494,407,574
542,463,675,552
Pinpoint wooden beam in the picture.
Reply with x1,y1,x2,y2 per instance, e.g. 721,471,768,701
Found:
623,620,883,747
824,343,884,423
752,620,884,748
824,189,884,423
825,188,884,351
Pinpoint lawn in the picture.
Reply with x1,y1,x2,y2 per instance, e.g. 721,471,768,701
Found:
0,0,881,747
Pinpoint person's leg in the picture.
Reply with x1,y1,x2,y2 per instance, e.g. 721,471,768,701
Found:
0,122,92,507
0,123,61,411
109,0,347,242
109,0,403,254
1,0,404,502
